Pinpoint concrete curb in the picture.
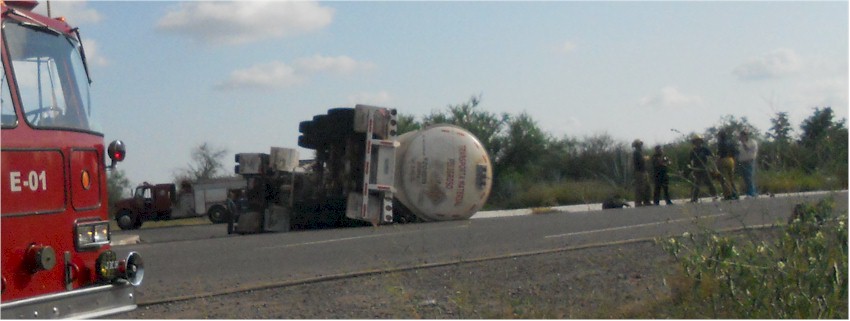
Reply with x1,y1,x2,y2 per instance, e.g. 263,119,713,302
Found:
111,234,140,246
471,190,843,220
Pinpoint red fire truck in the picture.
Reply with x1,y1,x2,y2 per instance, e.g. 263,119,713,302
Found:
1,1,144,318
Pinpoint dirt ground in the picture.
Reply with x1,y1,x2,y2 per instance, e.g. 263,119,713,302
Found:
112,237,685,319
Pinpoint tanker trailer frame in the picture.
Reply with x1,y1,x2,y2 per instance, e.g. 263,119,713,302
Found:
230,105,399,233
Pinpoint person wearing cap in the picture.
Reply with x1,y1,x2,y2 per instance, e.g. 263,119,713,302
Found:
716,129,739,200
651,145,673,205
688,134,717,202
632,139,651,207
738,129,758,197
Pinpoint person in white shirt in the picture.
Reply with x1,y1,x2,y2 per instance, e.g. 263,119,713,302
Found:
737,129,758,197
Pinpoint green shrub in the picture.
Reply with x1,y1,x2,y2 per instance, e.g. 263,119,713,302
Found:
661,198,848,318
493,180,628,209
758,169,846,194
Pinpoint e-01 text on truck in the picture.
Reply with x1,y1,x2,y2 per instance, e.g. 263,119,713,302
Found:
1,1,144,318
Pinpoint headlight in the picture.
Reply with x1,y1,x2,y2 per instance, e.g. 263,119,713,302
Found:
96,250,119,281
96,251,144,286
75,220,111,250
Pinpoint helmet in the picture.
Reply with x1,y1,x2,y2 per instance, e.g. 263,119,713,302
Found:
631,139,643,148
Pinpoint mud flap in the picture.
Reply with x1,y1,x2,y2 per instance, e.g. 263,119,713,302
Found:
264,205,291,233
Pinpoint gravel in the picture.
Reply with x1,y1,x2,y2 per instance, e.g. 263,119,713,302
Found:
111,238,682,319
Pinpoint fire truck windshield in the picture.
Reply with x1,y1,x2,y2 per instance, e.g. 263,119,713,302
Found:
3,20,97,132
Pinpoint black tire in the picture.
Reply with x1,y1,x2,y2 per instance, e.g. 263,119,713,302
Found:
116,209,138,230
298,120,315,135
326,108,355,138
133,217,144,229
208,206,228,224
327,107,354,117
311,115,328,133
297,135,316,149
227,213,235,235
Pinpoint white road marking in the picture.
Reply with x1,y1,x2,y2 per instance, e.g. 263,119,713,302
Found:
260,224,469,250
544,213,727,239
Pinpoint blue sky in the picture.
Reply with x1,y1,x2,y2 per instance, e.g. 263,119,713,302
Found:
33,1,848,186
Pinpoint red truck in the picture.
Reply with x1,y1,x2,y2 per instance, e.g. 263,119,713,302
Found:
113,178,245,230
1,1,144,318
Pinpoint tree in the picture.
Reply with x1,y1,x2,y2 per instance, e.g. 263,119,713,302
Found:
798,106,848,173
768,112,793,144
573,134,629,185
423,95,509,160
107,169,131,216
395,113,421,135
706,115,759,143
174,142,228,183
799,107,844,148
497,112,550,175
762,112,796,170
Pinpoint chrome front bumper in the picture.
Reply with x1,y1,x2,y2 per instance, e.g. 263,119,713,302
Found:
0,283,136,319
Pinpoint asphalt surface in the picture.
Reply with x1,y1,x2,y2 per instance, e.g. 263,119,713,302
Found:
111,191,847,305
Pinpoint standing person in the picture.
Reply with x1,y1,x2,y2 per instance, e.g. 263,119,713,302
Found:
632,139,651,207
226,190,238,235
738,129,759,197
716,129,739,200
688,134,718,203
651,145,673,205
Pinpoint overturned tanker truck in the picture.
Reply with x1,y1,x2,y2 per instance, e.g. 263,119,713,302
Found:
229,105,493,234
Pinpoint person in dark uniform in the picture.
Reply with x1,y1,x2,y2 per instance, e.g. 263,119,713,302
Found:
688,134,718,203
632,139,651,207
651,145,673,205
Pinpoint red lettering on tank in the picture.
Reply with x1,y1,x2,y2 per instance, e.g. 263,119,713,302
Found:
445,158,455,189
408,160,417,183
455,146,467,205
420,158,428,185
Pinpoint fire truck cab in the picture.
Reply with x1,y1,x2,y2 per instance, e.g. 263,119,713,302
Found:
1,1,144,318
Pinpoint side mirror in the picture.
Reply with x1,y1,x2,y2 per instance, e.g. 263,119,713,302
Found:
107,140,126,169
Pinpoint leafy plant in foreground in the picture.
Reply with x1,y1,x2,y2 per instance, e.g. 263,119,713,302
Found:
661,198,848,318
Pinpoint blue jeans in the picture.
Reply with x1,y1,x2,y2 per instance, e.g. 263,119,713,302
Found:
739,160,757,196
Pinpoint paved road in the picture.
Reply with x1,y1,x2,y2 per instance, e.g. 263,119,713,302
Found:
112,191,847,304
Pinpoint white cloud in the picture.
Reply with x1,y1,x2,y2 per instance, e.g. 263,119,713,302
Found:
216,61,303,91
82,39,108,67
218,55,374,91
733,48,802,81
789,77,849,113
295,55,375,74
557,41,577,54
639,86,704,109
156,1,334,45
33,1,102,25
347,91,392,106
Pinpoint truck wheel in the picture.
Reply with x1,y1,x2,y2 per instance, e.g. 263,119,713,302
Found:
327,108,354,138
297,135,316,149
116,210,138,230
208,206,228,224
298,120,315,135
133,218,144,229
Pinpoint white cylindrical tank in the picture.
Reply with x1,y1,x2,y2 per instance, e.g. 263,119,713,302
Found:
394,125,493,221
